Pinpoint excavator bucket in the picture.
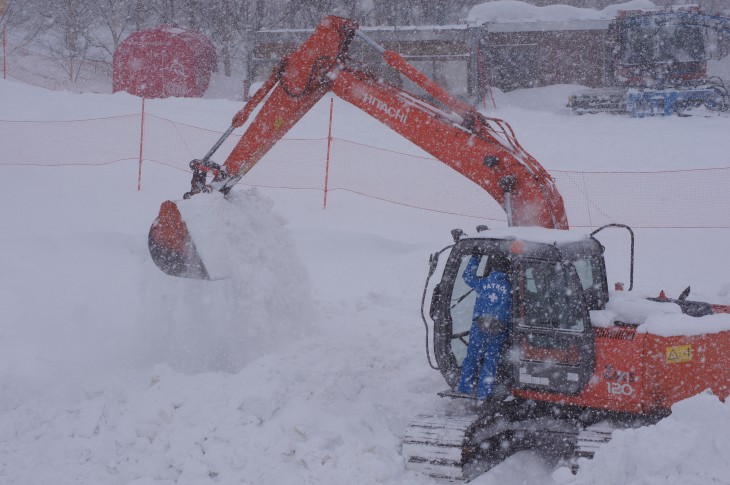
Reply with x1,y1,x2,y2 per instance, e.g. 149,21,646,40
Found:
148,200,210,280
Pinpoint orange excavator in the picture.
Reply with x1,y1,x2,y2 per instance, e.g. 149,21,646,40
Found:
148,16,730,481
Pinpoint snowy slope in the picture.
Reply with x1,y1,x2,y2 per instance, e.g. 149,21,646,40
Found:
1,78,730,485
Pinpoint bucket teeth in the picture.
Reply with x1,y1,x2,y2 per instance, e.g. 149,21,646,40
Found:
148,200,210,279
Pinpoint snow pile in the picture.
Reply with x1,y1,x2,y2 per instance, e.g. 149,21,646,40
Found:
0,351,413,485
639,312,730,337
590,291,682,327
468,0,657,24
589,291,730,336
142,189,315,373
557,392,730,485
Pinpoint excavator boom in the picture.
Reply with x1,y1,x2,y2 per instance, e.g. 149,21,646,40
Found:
149,15,566,280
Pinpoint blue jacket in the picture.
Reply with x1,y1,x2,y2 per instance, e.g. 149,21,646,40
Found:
462,256,512,323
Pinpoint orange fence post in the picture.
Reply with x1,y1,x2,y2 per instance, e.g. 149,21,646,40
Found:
323,97,334,208
137,97,145,191
3,26,6,80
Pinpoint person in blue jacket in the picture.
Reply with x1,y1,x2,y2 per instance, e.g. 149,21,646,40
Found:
458,254,512,400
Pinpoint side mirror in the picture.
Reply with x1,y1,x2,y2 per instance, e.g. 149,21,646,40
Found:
451,229,464,243
428,252,439,277
429,283,443,320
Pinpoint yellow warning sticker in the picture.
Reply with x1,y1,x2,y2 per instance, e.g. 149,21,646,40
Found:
666,345,693,364
274,117,285,130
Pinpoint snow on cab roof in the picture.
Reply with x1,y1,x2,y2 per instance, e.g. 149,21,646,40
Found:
469,226,589,245
467,0,658,25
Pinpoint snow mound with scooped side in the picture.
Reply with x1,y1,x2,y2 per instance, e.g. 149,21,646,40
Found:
555,392,730,485
140,188,315,374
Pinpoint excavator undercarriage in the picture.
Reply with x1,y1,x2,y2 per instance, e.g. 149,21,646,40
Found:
403,397,662,481
403,399,577,481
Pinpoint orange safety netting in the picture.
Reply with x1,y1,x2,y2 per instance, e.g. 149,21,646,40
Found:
2,114,729,229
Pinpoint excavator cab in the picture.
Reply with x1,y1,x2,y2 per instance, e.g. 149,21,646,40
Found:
430,229,606,398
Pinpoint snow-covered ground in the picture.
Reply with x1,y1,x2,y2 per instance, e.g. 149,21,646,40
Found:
1,77,730,485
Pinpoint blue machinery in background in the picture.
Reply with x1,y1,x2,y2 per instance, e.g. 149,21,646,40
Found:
627,82,729,117
568,10,730,117
626,11,730,117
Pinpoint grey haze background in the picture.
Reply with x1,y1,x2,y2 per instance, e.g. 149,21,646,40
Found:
1,0,728,87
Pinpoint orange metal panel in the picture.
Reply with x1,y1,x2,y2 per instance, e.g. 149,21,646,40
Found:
515,330,648,414
642,331,730,409
515,327,730,414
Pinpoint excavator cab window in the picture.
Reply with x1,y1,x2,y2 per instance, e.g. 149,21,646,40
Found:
518,259,585,332
511,258,595,395
560,239,609,311
573,258,595,291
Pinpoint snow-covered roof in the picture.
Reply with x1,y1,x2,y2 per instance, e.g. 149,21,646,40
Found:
467,0,658,25
485,19,611,32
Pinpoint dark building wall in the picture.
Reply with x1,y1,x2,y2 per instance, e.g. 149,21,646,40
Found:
484,28,608,90
252,27,475,98
250,22,612,100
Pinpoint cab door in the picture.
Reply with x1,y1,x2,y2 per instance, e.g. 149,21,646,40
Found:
430,240,509,390
510,257,595,395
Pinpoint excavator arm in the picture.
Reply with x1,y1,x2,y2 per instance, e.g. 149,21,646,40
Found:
149,16,568,279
